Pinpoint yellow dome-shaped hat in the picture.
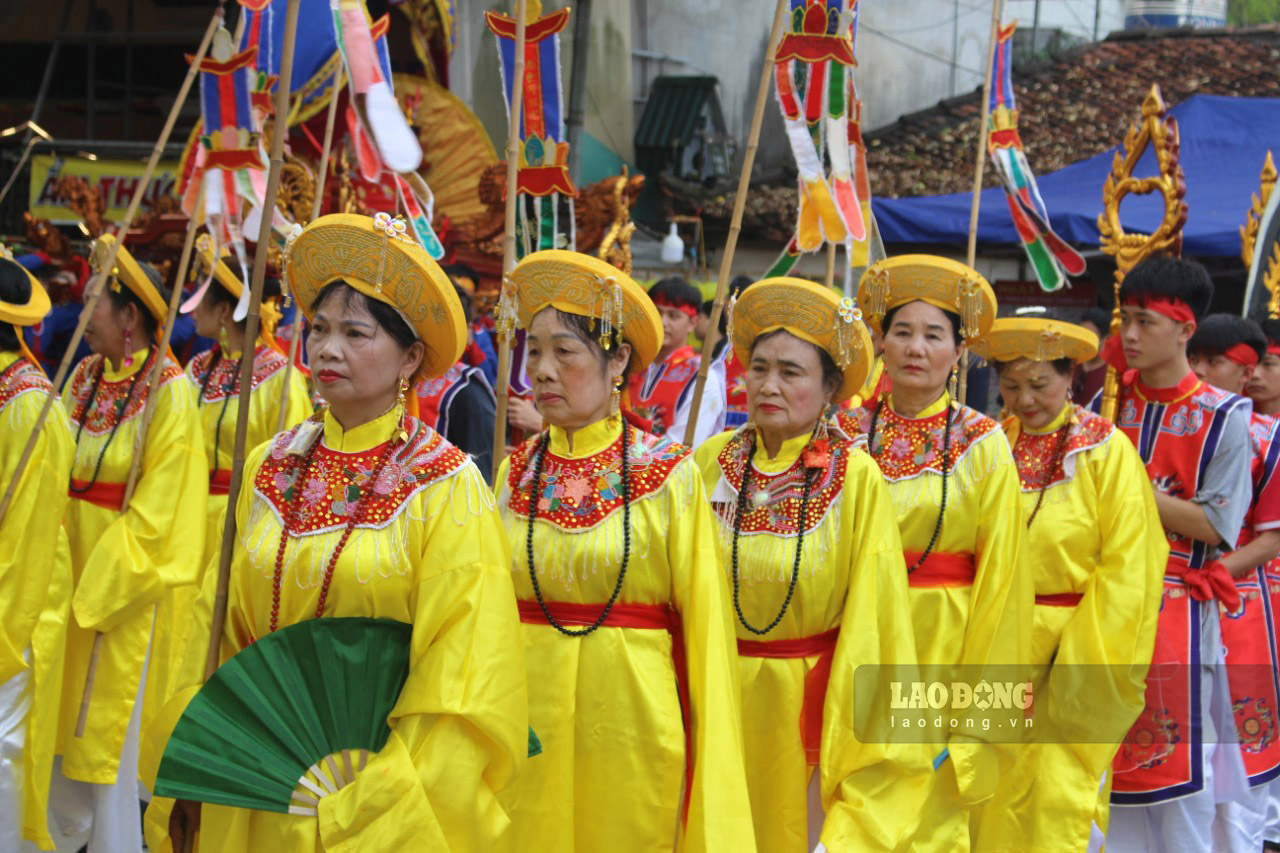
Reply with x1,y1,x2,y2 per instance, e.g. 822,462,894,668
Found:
858,255,997,340
502,249,663,371
730,277,872,403
0,253,50,327
285,212,466,379
969,317,1099,364
90,233,169,325
182,234,283,347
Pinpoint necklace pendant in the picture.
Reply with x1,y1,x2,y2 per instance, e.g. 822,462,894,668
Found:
750,489,770,509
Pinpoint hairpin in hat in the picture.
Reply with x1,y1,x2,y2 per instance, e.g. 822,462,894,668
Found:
956,274,987,339
592,274,624,350
371,212,412,294
834,296,865,369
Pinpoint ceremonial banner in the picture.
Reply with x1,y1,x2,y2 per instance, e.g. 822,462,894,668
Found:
28,154,181,224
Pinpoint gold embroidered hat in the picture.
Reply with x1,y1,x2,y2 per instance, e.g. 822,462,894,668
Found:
0,254,50,327
503,249,663,370
731,277,872,403
284,212,466,379
969,317,1099,364
857,255,997,340
90,233,169,325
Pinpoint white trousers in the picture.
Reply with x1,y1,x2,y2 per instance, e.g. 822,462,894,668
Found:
0,660,32,851
45,636,150,853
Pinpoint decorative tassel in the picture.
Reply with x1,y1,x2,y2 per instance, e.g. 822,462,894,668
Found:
864,267,890,325
956,275,985,339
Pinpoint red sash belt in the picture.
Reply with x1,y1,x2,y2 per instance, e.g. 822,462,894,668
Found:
67,479,125,511
209,469,232,495
1172,561,1241,612
737,626,840,766
1035,592,1084,607
516,599,692,823
905,551,977,587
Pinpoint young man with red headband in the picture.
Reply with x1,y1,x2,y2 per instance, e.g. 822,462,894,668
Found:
631,276,723,444
1248,319,1280,419
1188,313,1280,851
1093,257,1254,852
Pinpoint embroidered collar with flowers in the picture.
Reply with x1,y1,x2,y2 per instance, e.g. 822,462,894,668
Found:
505,428,687,531
191,344,288,403
67,352,184,436
846,397,998,482
713,428,847,536
0,354,51,412
1009,405,1113,494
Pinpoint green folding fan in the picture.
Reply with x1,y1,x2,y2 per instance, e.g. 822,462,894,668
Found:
155,617,542,816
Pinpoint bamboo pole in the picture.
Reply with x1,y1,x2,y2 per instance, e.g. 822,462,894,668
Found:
68,9,223,738
491,0,529,485
959,0,1003,407
824,241,837,289
0,8,223,531
682,0,788,447
277,70,343,432
206,0,303,680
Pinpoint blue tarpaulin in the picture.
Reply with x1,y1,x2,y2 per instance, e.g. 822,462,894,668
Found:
872,95,1280,257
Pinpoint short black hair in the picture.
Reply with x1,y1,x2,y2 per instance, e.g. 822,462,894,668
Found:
442,263,480,285
1188,313,1267,361
453,284,473,324
107,261,170,339
881,301,963,346
312,281,418,351
1119,256,1214,321
552,308,634,377
1080,306,1111,335
0,260,32,351
648,276,701,313
1262,318,1280,350
750,327,842,395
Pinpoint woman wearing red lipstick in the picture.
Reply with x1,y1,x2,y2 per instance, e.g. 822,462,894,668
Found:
146,213,528,853
693,277,924,852
970,317,1166,852
495,249,753,852
845,256,1029,851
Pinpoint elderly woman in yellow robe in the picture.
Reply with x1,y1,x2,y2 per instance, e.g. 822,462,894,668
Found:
53,236,207,852
495,250,754,852
842,256,1031,851
142,213,529,852
694,278,926,851
0,256,73,850
969,318,1165,852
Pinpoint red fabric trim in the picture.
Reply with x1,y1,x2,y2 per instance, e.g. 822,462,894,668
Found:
651,296,698,318
1267,344,1280,358
737,627,840,766
516,599,692,824
1035,592,1084,607
1134,371,1202,405
186,46,258,75
1122,295,1196,326
1224,343,1261,368
1175,561,1241,611
905,551,976,587
68,479,125,511
209,469,232,496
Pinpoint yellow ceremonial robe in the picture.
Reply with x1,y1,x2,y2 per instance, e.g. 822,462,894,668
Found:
59,348,206,783
695,427,928,852
496,416,755,852
0,352,74,849
845,391,1031,852
142,407,528,852
976,403,1166,852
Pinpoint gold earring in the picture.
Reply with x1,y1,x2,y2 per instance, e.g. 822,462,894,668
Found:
948,363,959,398
610,376,623,421
398,376,409,407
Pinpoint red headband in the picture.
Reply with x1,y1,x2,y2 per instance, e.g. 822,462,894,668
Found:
1268,344,1280,358
652,295,698,319
1122,295,1196,326
1224,343,1261,368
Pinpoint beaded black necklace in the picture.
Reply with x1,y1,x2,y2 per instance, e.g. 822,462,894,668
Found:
69,347,154,494
196,346,244,469
729,427,819,635
525,418,632,637
867,396,954,572
1024,419,1073,529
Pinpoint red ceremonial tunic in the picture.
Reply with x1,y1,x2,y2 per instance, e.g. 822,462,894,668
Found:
629,345,699,438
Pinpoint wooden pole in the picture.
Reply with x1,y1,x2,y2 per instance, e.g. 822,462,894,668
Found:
682,0,788,447
206,0,303,680
276,70,343,432
490,0,529,485
824,241,837,289
68,8,224,738
0,7,222,530
960,0,1003,407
